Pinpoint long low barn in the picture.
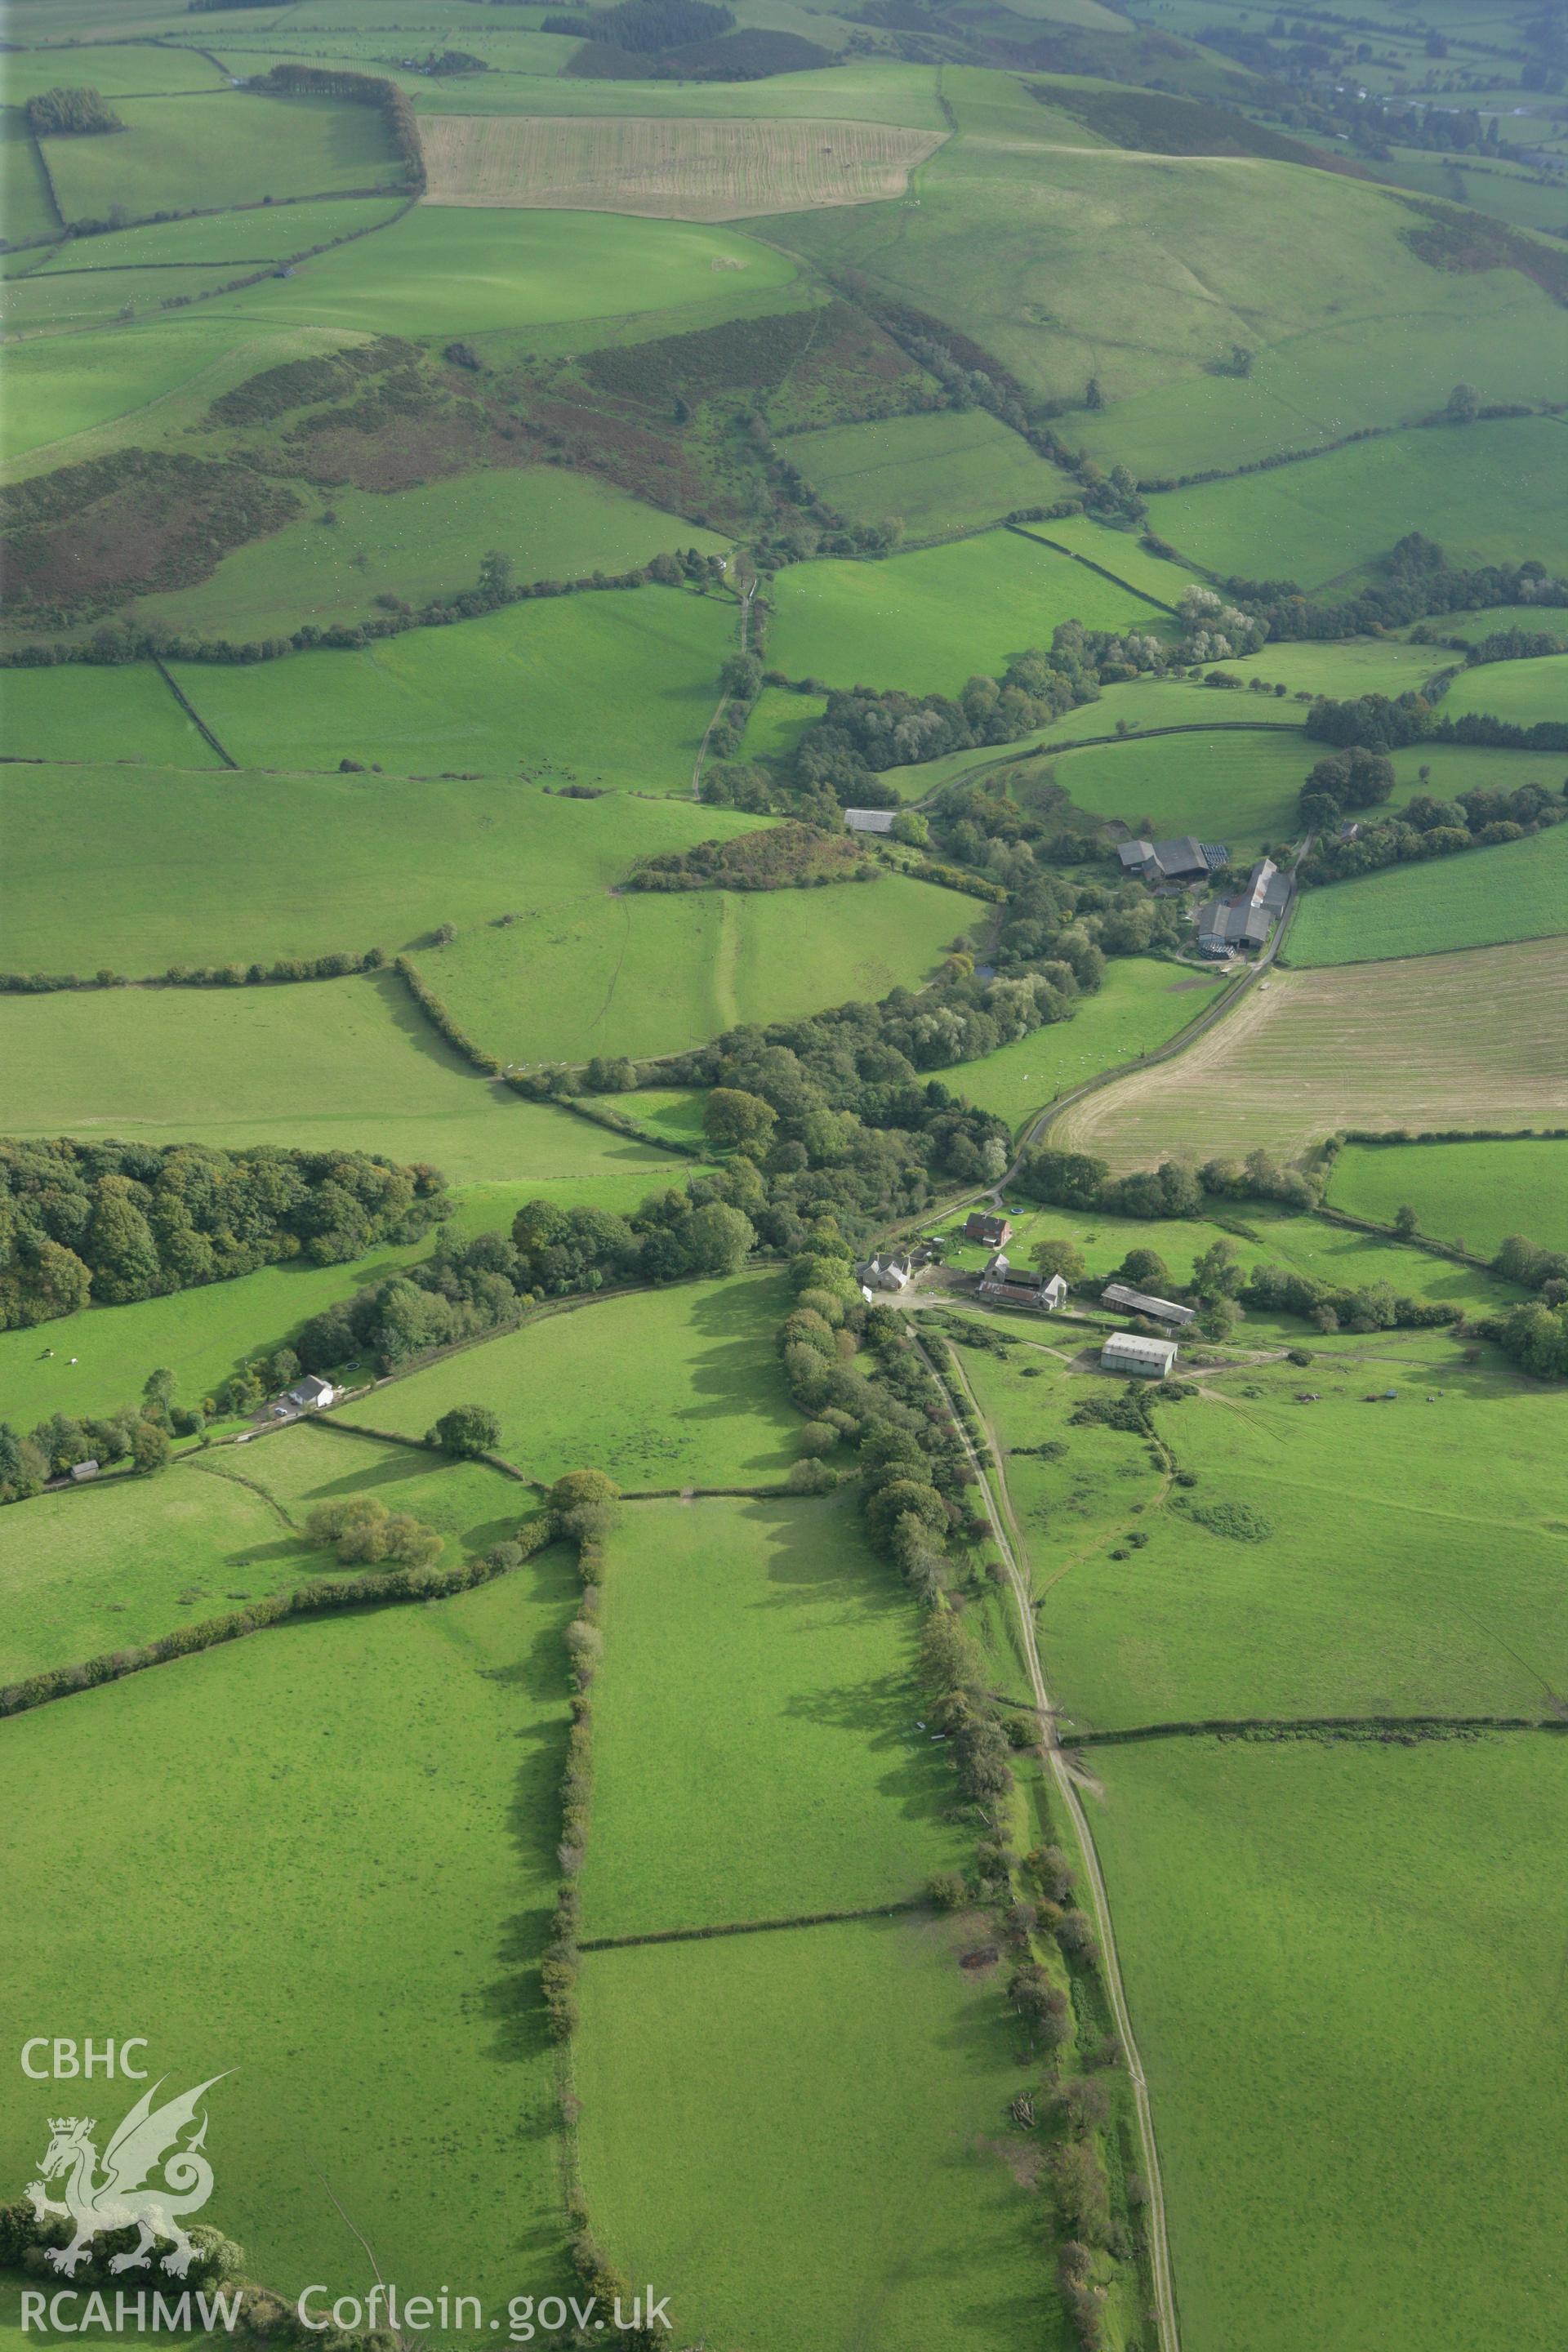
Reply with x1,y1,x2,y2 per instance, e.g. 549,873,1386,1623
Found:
1102,1331,1178,1377
1101,1282,1195,1326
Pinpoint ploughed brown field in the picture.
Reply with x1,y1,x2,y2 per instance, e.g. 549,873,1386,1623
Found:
419,113,946,220
1054,937,1568,1169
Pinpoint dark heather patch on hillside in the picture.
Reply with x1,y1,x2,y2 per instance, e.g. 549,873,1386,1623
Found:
580,302,922,416
1028,80,1368,174
1399,198,1568,306
0,451,302,622
206,336,416,430
563,22,830,76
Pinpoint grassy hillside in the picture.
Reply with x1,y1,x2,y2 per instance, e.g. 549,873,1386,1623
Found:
0,971,693,1183
43,91,403,223
782,408,1076,538
1441,653,1568,728
170,586,733,784
1091,1738,1568,2352
425,867,960,1066
1,662,225,766
1288,817,1568,968
1146,416,1568,588
768,528,1155,695
133,470,730,644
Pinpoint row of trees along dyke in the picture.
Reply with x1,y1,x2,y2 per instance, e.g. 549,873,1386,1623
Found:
1300,758,1568,884
24,87,123,135
528,1467,675,2350
1,947,386,996
1302,684,1568,756
2,549,729,669
769,1232,1141,2341
0,1138,445,1334
252,65,425,192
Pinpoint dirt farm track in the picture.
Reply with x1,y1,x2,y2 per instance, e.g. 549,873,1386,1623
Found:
1054,938,1568,1169
420,114,946,220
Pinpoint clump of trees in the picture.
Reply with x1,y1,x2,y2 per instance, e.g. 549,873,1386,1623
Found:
626,822,875,893
428,1404,502,1458
1302,772,1566,882
1016,1143,1320,1222
305,1495,443,1570
0,1139,445,1333
0,1371,179,1501
25,87,123,135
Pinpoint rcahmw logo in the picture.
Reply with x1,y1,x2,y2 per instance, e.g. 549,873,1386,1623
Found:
18,2038,234,2287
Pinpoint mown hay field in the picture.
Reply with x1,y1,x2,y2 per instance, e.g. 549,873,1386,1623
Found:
1091,1738,1568,2352
0,1566,580,2313
1288,815,1568,968
1057,938,1568,1166
421,113,945,220
584,1494,967,1936
1327,1137,1568,1259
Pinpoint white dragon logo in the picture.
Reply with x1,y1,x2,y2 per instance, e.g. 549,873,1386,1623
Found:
26,2074,231,2278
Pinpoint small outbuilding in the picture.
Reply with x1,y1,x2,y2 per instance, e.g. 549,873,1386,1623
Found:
1101,1332,1178,1378
69,1459,100,1482
1101,1283,1195,1328
963,1210,1012,1248
844,808,895,835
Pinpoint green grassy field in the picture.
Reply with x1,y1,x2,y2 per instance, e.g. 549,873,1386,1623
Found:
1061,938,1568,1166
1,42,229,99
202,203,797,336
204,1419,534,1554
43,91,403,225
171,586,733,784
1288,814,1568,967
426,866,960,1066
1,113,62,247
0,1458,314,1684
405,60,950,127
133,470,729,643
1441,651,1568,727
1,261,257,332
354,1272,800,1487
584,1494,967,1935
0,662,225,766
1027,511,1196,608
0,970,699,1183
1090,1737,1568,2352
1145,416,1568,589
768,529,1154,695
32,194,403,270
0,1563,580,2317
1327,1138,1568,1259
577,1914,1052,2352
966,1329,1568,1727
1,762,758,973
1422,604,1565,645
1052,725,1312,853
740,683,826,764
1,314,330,465
782,408,1076,539
949,957,1229,1129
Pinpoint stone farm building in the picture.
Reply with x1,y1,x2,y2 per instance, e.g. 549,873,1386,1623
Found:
1100,1283,1195,1327
978,1254,1067,1312
858,1252,912,1293
1101,1332,1178,1377
1199,858,1290,957
963,1210,1012,1247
